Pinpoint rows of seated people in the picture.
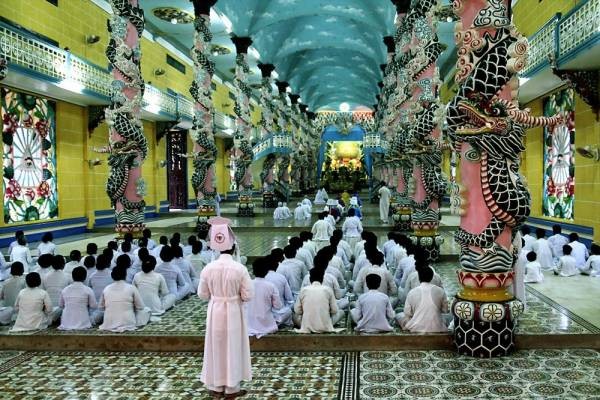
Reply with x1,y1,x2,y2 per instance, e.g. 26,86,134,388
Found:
0,229,218,332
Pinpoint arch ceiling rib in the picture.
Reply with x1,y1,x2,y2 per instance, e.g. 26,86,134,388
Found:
214,0,396,111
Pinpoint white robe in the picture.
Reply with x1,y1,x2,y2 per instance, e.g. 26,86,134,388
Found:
548,234,569,258
556,255,578,277
533,238,554,270
386,244,407,271
277,258,305,296
273,207,287,220
399,283,448,333
301,198,312,213
10,245,32,271
583,255,600,276
43,269,72,308
58,282,97,330
99,281,150,332
133,271,175,315
569,241,589,268
342,216,363,239
294,282,341,333
294,205,311,220
524,261,544,283
198,254,253,388
311,220,333,242
314,189,328,205
246,278,290,338
523,234,536,251
11,287,53,332
351,290,394,333
378,186,391,222
37,242,56,256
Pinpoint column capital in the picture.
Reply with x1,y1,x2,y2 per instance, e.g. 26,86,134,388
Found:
191,0,218,16
377,81,384,89
275,81,289,94
390,0,410,14
289,94,300,105
257,63,276,78
380,64,387,73
306,111,316,120
299,104,308,113
231,36,253,54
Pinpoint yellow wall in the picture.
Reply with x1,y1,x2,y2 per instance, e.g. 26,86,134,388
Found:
513,0,582,37
522,90,600,241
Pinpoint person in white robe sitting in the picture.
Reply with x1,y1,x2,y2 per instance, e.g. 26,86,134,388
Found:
172,245,199,294
98,266,151,332
554,245,579,277
10,272,55,332
532,228,554,270
58,267,97,330
87,254,113,325
312,212,334,252
277,245,306,298
82,256,96,286
521,226,536,251
155,246,189,302
133,256,175,318
86,243,98,260
0,262,26,325
387,233,408,272
247,258,292,338
354,248,398,306
37,232,57,256
581,243,600,277
187,241,206,276
301,248,349,310
151,236,169,261
342,208,363,252
568,233,589,269
281,203,291,219
10,236,32,272
273,202,290,220
183,235,196,258
333,229,353,265
351,274,394,333
32,253,54,281
42,255,71,322
548,224,569,261
64,250,82,276
314,188,328,205
293,266,345,333
396,242,417,289
294,202,311,220
396,266,449,333
301,196,312,213
265,254,294,313
7,230,25,257
143,228,157,251
524,252,544,283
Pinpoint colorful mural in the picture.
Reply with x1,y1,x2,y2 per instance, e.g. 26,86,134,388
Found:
543,88,575,220
1,88,58,223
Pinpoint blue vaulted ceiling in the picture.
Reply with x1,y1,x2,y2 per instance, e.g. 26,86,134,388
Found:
140,0,456,112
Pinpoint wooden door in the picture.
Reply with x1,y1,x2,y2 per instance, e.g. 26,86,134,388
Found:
166,130,188,209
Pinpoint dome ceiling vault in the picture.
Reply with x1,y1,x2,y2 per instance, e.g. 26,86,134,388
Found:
141,0,456,112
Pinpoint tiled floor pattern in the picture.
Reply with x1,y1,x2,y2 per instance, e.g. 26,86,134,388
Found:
1,349,599,399
359,349,600,399
0,351,346,400
1,263,596,337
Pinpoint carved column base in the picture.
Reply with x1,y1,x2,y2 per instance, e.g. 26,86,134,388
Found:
262,192,277,208
392,205,412,231
410,233,443,262
196,202,216,235
237,191,255,217
451,270,524,357
114,209,145,237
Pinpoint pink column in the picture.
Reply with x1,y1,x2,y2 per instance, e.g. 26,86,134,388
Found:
104,0,147,235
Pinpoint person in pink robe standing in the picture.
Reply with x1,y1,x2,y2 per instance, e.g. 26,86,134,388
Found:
198,217,253,399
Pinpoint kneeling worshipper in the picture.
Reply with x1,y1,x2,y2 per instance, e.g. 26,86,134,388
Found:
354,249,398,307
314,188,328,205
312,212,334,251
43,255,72,323
198,217,253,399
554,245,579,277
273,202,291,220
98,266,151,332
133,256,175,318
0,262,26,325
396,266,449,333
533,228,554,270
581,243,600,276
294,202,311,220
277,245,306,298
524,251,544,283
10,272,54,332
58,267,97,330
302,196,313,213
351,274,395,333
247,258,292,338
294,266,345,333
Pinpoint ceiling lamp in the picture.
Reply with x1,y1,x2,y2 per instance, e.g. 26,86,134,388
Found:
152,7,194,24
210,44,231,56
339,102,350,112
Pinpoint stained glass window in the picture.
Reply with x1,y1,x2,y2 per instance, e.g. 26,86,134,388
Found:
542,88,575,220
1,88,58,223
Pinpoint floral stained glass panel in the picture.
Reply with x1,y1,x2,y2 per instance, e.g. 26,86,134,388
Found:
1,88,58,223
542,88,575,220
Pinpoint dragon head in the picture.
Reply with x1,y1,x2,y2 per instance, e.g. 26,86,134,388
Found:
456,98,512,136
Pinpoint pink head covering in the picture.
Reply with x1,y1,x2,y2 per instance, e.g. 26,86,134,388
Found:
208,216,236,251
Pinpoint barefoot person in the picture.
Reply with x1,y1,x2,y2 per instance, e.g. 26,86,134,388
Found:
198,217,253,399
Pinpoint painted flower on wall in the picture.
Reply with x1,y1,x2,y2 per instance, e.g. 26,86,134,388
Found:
1,88,58,223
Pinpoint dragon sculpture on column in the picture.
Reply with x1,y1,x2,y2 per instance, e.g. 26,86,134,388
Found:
448,0,562,357
0,41,6,80
231,37,255,217
101,0,147,235
189,0,218,233
257,63,277,206
403,0,448,262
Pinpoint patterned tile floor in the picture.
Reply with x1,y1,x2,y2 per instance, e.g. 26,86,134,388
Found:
0,351,346,400
359,349,600,399
1,349,599,399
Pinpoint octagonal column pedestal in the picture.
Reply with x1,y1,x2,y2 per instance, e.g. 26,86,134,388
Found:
410,220,443,262
452,271,524,357
392,200,412,232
